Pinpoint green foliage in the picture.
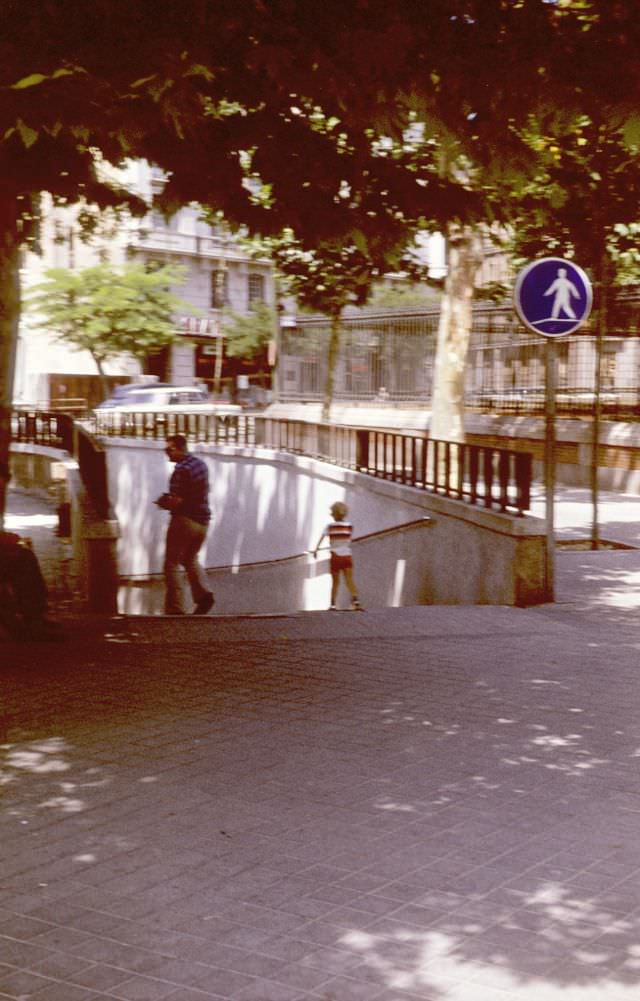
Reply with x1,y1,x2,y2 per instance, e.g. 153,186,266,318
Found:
26,262,193,370
502,115,640,287
368,282,442,310
3,3,640,255
223,303,275,364
267,224,434,321
5,3,640,406
3,3,640,277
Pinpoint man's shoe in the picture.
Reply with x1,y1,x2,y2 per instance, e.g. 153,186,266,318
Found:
193,592,215,615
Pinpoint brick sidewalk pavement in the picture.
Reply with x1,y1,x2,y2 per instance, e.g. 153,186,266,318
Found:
2,606,640,1000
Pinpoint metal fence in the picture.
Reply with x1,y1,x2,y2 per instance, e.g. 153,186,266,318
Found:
256,419,531,515
12,411,533,517
279,296,640,419
10,410,109,518
91,410,255,444
11,409,74,453
280,308,439,404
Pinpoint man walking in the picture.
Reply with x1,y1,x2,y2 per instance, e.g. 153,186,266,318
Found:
156,434,215,615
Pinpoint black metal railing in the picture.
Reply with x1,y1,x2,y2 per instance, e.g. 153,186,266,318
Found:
11,409,74,453
12,410,532,517
10,410,109,518
254,419,531,515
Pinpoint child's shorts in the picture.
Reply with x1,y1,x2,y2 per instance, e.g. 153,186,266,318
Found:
330,554,353,574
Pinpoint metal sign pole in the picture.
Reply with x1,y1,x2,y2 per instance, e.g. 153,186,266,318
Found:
514,257,593,603
544,338,557,601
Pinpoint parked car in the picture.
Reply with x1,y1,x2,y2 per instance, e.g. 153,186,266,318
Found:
94,384,240,415
94,383,172,408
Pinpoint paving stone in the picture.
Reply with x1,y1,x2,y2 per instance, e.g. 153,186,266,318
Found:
163,991,226,1001
308,973,387,998
231,979,306,1000
69,963,137,991
23,983,98,1001
0,966,53,996
31,952,93,979
108,975,183,1000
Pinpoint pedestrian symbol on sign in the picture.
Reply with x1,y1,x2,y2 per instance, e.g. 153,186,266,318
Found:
544,267,580,321
514,257,592,337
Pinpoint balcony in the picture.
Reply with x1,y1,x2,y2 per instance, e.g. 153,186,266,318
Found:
127,227,248,262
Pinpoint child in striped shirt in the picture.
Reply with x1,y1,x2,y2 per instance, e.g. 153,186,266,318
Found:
313,501,362,610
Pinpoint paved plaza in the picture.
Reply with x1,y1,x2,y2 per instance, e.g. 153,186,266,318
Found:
2,486,640,1000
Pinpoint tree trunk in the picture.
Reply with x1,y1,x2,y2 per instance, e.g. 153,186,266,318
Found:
429,223,482,445
322,310,342,423
591,246,610,550
91,353,110,402
0,204,22,525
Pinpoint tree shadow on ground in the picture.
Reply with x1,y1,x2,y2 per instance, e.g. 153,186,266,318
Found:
2,622,640,1000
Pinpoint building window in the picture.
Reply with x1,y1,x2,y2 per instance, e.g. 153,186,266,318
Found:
248,272,265,306
211,269,229,308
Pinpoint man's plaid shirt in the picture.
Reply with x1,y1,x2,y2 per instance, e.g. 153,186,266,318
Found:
169,454,211,525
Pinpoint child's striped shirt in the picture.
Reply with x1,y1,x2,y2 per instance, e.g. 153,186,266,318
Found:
325,520,353,557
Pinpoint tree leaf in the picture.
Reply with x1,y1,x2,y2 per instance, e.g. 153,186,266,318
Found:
622,114,640,150
16,119,39,148
11,72,48,89
11,67,75,88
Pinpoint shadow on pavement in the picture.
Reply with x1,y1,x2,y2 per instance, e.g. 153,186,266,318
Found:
3,609,640,1000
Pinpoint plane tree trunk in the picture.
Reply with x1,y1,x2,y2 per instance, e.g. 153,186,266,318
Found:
91,353,111,404
0,201,22,525
430,223,482,445
321,310,342,423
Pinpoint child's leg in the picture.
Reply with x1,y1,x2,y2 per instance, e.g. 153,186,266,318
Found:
344,566,358,600
330,571,340,607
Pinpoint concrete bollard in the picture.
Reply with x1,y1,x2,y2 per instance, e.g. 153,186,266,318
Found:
83,518,120,614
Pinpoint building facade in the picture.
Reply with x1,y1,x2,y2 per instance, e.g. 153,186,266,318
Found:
15,161,275,409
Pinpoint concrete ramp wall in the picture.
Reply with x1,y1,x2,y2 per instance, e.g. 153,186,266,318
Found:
119,517,435,615
106,440,548,611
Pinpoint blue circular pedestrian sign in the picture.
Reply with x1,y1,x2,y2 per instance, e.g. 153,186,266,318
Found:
514,257,593,337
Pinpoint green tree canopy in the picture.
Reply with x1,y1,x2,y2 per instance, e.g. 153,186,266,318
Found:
503,116,640,283
26,262,192,390
223,302,275,368
4,1,640,503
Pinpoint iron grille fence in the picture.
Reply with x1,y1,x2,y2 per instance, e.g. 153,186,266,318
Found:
279,296,640,419
91,410,255,444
